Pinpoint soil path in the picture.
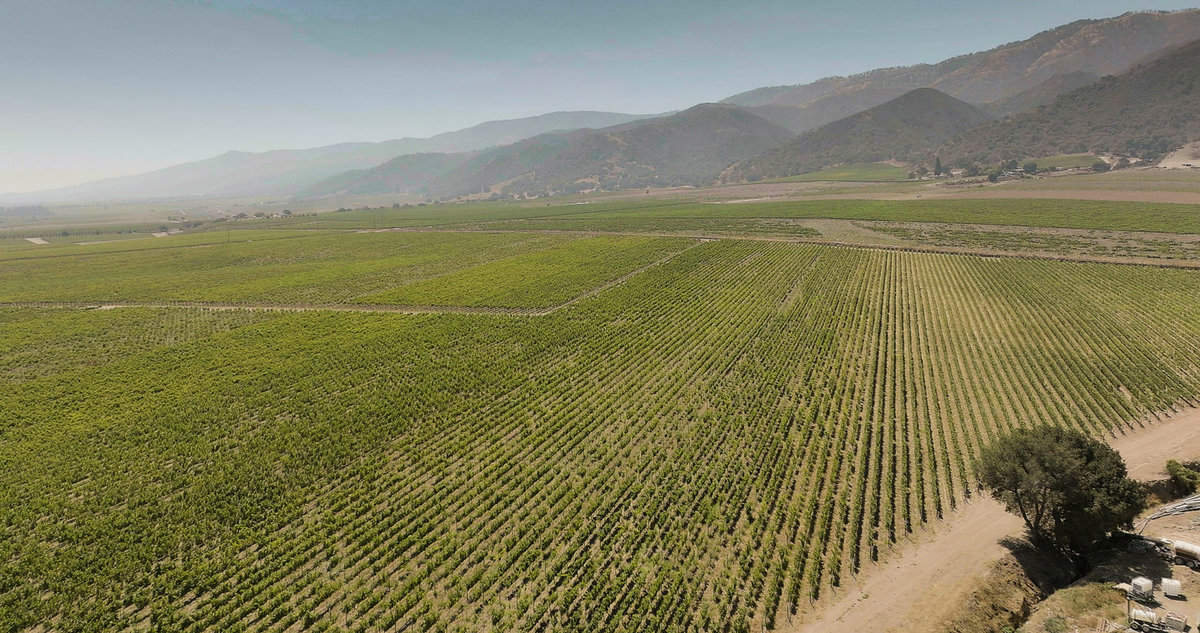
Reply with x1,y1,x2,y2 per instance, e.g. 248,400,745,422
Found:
1115,409,1200,480
922,188,1200,205
1157,142,1200,170
788,408,1200,633
582,179,1200,205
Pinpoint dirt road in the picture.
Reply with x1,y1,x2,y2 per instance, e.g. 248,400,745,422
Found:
582,177,1200,205
1157,142,1200,170
922,188,1200,205
788,408,1200,633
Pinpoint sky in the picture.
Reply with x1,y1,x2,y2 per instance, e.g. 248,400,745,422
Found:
2,0,1196,192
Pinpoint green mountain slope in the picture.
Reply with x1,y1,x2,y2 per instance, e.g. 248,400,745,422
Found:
939,39,1200,164
302,153,475,197
723,88,991,182
724,10,1200,132
422,104,795,197
981,71,1100,117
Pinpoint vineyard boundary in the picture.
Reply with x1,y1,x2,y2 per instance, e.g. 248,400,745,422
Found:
361,227,1200,270
0,240,703,317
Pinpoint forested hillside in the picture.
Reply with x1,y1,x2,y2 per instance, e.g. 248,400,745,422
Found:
940,39,1200,163
724,89,990,181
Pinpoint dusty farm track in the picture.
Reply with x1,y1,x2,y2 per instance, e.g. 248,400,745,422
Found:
923,187,1200,205
573,178,1200,205
788,407,1200,633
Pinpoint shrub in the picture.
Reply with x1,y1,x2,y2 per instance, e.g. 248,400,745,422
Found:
1166,460,1200,496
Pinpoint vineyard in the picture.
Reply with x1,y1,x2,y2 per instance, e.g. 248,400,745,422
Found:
0,231,686,307
357,235,687,308
4,226,1200,632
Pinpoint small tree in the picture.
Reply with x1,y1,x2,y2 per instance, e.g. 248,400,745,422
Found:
977,426,1145,556
1023,161,1038,174
1092,161,1111,173
934,156,943,176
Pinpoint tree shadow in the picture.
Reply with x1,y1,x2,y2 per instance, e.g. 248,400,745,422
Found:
998,535,1078,593
998,532,1178,588
1085,540,1173,587
1144,478,1181,505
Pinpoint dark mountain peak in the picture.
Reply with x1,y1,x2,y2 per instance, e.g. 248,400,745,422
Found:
816,88,991,135
679,102,751,114
886,87,963,107
723,88,989,182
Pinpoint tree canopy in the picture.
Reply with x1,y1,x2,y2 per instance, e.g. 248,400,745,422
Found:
977,426,1145,554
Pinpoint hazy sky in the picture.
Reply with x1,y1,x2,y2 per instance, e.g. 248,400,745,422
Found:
3,0,1196,192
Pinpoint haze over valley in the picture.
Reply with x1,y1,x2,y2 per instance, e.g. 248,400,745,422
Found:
8,4,1200,633
6,4,1200,209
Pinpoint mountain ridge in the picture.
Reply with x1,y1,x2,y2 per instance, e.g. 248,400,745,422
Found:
11,10,1200,205
722,88,991,182
722,10,1200,133
310,104,794,199
938,37,1200,164
980,71,1101,117
2,111,661,204
430,103,794,198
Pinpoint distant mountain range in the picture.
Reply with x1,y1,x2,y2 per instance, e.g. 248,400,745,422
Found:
9,9,1200,205
940,38,1200,165
722,89,991,182
723,10,1200,133
2,111,657,203
301,153,476,197
731,37,1200,181
308,11,1200,198
309,104,792,198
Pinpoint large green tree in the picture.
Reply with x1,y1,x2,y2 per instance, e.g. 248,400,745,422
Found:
977,426,1145,554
